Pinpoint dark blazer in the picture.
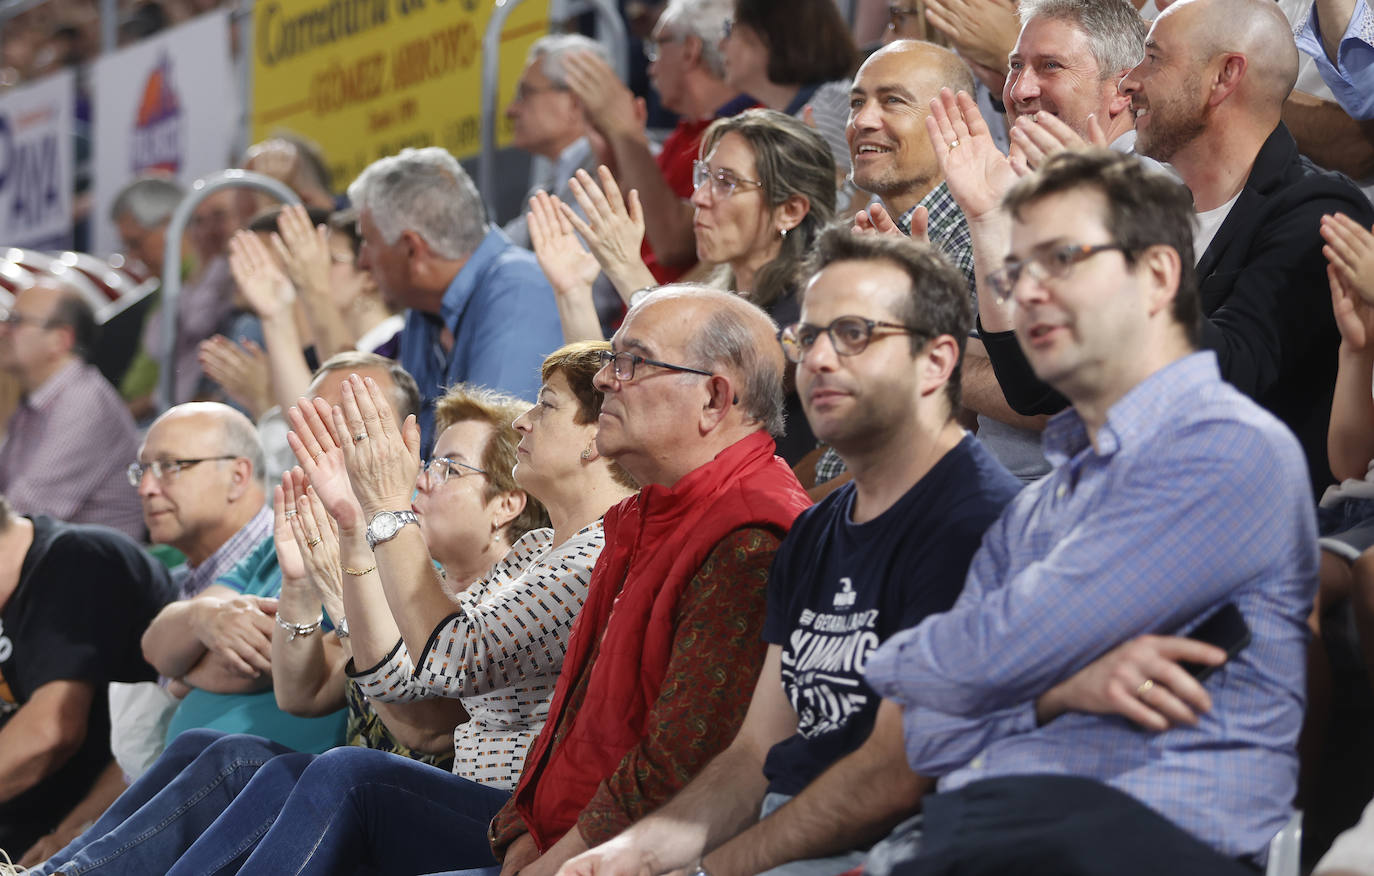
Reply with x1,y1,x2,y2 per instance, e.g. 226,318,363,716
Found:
982,123,1374,496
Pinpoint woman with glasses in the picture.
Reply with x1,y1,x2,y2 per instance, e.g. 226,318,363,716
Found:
19,343,637,876
529,109,834,463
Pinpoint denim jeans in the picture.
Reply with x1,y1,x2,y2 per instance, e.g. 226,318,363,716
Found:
220,746,510,876
35,729,302,876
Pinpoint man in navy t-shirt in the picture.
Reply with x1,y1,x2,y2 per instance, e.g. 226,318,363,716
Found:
556,228,1021,876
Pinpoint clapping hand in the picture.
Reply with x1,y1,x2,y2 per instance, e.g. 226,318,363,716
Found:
227,230,296,319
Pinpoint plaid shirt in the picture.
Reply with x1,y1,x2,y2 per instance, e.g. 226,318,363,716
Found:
0,360,143,538
178,505,273,600
897,182,976,295
867,352,1316,863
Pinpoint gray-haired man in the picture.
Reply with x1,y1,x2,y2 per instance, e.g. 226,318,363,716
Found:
348,147,562,454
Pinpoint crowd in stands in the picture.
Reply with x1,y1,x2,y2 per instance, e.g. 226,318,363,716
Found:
3,0,1374,872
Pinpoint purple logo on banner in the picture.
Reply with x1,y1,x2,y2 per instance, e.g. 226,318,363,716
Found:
131,54,182,174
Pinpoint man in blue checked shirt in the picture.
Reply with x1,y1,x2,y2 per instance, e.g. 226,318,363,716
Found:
864,149,1318,874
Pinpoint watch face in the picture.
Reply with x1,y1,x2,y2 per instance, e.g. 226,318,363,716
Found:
372,513,400,541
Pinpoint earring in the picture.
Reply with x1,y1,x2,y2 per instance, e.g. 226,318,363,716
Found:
580,447,593,460
779,227,788,240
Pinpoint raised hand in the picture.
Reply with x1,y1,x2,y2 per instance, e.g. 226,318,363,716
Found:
562,166,657,298
333,373,423,518
1009,111,1106,170
1322,213,1374,309
529,191,602,302
286,397,366,532
923,0,1020,73
227,229,296,319
272,204,333,301
927,88,1019,222
198,335,271,418
561,51,642,139
853,203,930,243
285,469,346,626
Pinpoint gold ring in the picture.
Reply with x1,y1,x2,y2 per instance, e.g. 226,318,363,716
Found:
306,536,322,548
1136,679,1155,697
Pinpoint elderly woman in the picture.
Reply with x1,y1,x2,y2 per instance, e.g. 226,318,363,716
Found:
530,108,834,462
22,343,633,876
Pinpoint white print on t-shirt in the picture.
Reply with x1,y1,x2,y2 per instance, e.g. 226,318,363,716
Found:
782,604,880,738
0,617,11,663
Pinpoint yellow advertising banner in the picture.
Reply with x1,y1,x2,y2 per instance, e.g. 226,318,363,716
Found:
251,0,549,189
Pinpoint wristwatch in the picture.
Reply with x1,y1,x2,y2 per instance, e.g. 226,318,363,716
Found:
366,509,418,550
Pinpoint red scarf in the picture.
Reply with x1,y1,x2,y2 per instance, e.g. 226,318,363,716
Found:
513,430,811,848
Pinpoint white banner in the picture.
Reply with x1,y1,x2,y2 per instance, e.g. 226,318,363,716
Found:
0,69,74,250
90,10,238,257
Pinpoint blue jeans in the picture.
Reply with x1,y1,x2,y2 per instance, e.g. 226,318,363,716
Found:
218,746,509,876
34,729,303,876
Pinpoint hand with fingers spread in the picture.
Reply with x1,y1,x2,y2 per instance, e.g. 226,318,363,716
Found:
1322,213,1374,309
1035,634,1228,731
563,166,658,299
928,88,1019,222
529,191,602,302
191,593,279,678
853,203,930,243
1010,111,1106,170
198,335,272,418
561,51,643,140
923,0,1020,73
227,229,296,320
287,397,366,532
272,204,333,302
334,373,423,518
284,470,346,626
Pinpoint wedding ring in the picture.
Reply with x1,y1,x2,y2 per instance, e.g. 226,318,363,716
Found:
284,510,297,519
948,139,960,149
1136,679,1155,697
354,433,367,443
306,536,322,548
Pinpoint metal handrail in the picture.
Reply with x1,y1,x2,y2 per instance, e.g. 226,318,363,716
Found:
157,169,300,412
477,0,628,209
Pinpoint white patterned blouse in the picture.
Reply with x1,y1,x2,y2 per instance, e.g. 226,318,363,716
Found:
351,522,604,788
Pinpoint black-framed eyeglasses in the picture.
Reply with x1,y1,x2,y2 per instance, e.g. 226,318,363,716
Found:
987,242,1133,305
692,160,764,201
0,307,59,330
777,316,924,363
422,457,488,490
127,456,238,486
597,349,714,382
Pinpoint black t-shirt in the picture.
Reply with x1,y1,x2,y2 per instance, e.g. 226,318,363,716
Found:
761,435,1021,796
0,516,173,850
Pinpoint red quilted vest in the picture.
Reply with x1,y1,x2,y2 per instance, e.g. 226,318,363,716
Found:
512,430,811,849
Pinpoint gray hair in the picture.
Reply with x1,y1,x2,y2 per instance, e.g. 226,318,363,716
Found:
312,351,422,421
529,33,611,87
659,0,734,79
110,176,185,227
345,147,488,260
1017,0,1148,76
633,285,786,437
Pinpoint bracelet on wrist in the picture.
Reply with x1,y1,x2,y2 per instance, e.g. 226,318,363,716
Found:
275,612,323,641
343,564,377,577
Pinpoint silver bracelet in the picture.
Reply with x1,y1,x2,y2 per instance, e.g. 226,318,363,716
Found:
275,612,323,641
628,285,656,307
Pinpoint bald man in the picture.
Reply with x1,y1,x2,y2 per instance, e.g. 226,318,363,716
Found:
982,0,1374,496
0,282,143,538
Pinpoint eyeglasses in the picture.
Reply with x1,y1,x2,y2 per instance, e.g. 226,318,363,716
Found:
887,3,921,25
692,160,764,201
512,82,567,103
127,456,237,486
987,242,1132,305
0,308,58,330
422,457,487,490
642,32,680,63
777,316,924,363
597,349,714,382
